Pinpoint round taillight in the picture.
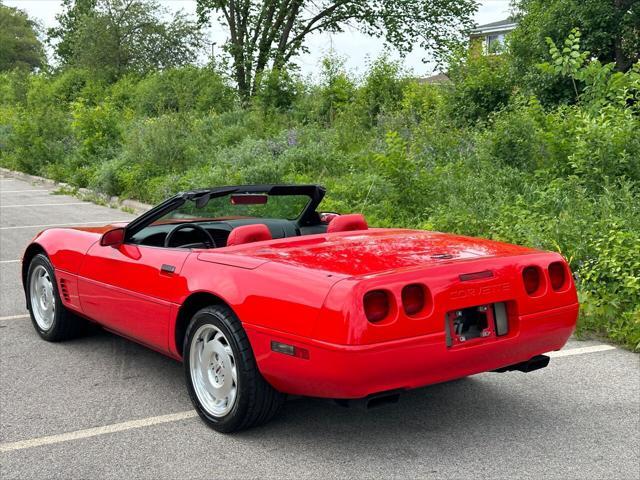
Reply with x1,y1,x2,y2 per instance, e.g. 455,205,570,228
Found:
363,290,390,323
522,266,542,296
548,262,567,291
402,284,426,316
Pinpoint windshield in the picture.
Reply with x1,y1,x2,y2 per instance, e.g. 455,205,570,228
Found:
152,193,311,225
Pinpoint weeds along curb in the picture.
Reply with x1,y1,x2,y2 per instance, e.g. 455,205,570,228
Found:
0,167,151,215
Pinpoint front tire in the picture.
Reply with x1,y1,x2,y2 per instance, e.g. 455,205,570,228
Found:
183,305,284,432
26,253,82,341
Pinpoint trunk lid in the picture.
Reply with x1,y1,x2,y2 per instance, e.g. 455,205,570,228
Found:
232,229,539,277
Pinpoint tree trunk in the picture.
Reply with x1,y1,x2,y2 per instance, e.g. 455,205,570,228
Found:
613,0,632,71
233,53,250,100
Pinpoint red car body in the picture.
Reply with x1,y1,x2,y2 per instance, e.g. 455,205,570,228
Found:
23,218,578,400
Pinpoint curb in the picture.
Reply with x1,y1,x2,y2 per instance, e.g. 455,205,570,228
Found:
0,168,151,215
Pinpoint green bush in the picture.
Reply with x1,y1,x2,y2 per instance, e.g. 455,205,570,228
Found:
131,67,237,116
316,55,357,124
20,69,108,106
577,227,640,350
477,100,547,170
568,107,640,188
0,101,73,175
356,56,409,125
116,113,202,194
71,98,122,159
401,81,445,124
446,50,515,125
253,68,302,113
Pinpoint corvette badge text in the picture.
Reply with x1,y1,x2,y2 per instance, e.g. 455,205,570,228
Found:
449,282,511,300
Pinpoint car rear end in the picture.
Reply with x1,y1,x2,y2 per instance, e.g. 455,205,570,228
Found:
248,249,578,399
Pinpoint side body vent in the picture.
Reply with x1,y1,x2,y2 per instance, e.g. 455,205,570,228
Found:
59,278,71,303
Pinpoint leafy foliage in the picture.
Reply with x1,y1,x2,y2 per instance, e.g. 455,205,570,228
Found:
445,48,514,124
315,54,356,124
510,0,640,103
48,0,204,81
0,4,45,72
130,67,237,116
47,0,97,66
577,227,640,350
195,0,477,98
539,28,589,97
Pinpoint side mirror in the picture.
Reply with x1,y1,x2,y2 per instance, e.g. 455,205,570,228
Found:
100,227,125,248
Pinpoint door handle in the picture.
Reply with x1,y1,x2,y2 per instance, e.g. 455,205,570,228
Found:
160,264,176,274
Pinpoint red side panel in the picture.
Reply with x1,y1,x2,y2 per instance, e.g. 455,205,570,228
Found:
179,259,340,336
77,244,192,352
24,229,102,314
26,228,100,274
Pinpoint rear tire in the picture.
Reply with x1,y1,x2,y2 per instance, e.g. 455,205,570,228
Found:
183,305,284,432
26,253,82,341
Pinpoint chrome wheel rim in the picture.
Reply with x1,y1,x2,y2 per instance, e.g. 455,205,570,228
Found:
29,265,55,331
189,324,238,417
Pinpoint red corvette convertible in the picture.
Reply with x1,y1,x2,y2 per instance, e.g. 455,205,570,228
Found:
22,184,579,432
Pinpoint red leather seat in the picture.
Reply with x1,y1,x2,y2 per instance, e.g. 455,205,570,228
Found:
327,214,368,233
226,224,272,246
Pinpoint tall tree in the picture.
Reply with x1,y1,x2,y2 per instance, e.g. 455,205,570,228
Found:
47,0,97,66
0,3,45,72
48,0,205,80
196,0,477,98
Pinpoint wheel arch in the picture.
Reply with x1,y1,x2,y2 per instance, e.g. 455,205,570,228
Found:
174,291,236,358
21,243,47,305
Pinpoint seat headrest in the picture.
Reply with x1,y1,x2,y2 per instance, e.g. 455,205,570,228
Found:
226,224,272,247
327,214,368,233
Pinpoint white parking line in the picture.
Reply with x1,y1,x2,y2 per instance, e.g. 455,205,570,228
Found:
548,344,616,358
0,220,129,230
0,314,29,321
0,260,20,264
0,343,620,453
0,411,198,453
0,202,88,208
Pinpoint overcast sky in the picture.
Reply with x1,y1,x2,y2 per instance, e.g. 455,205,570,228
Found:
6,0,512,77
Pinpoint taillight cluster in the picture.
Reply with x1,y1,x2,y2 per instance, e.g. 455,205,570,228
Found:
402,284,425,316
363,290,391,323
548,262,567,290
364,284,430,323
522,262,569,296
522,266,543,295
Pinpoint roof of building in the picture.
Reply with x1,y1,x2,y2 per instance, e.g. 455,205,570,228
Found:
418,73,451,85
471,17,517,36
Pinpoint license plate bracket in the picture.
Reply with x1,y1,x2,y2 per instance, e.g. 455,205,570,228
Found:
446,304,496,347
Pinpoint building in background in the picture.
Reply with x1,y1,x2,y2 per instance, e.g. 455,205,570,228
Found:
470,18,517,54
418,72,451,85
419,17,516,84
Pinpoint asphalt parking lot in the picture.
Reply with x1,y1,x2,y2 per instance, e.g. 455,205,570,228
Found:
1,173,639,480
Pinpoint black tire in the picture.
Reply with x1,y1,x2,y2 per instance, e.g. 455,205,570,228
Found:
26,253,82,342
183,304,285,432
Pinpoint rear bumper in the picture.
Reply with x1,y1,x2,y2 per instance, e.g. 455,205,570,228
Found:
245,303,579,399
